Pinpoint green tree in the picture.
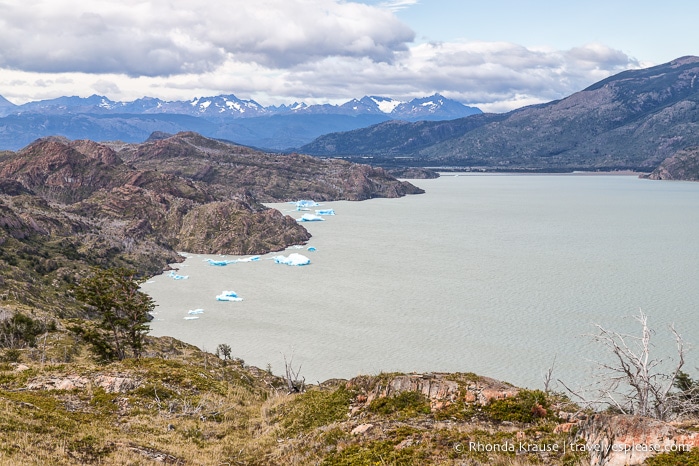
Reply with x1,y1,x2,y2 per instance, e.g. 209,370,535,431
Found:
73,267,154,361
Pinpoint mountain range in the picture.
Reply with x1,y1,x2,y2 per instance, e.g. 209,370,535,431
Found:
301,56,699,173
0,93,481,151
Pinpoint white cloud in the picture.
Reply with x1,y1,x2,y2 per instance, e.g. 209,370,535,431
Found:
0,0,641,112
0,0,414,75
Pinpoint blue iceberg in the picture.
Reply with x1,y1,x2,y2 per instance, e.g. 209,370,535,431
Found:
315,209,336,216
206,259,236,266
307,246,317,252
216,290,243,302
188,309,205,315
297,213,324,222
206,256,259,266
168,271,189,280
273,253,311,266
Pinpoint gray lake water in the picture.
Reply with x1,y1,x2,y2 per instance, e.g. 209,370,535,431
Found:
143,174,699,389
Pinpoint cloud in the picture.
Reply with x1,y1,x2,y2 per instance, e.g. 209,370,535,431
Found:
0,0,641,114
378,0,420,11
255,41,640,112
0,0,414,76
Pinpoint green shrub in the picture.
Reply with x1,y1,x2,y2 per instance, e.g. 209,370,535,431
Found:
1,348,21,363
484,389,551,423
645,449,699,466
368,391,431,418
281,387,352,434
0,312,54,348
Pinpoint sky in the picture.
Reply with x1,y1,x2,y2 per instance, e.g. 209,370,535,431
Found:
0,0,696,112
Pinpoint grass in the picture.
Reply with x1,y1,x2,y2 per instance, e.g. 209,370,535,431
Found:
0,333,597,465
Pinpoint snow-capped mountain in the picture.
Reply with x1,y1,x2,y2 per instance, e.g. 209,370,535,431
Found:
0,91,482,150
4,93,480,120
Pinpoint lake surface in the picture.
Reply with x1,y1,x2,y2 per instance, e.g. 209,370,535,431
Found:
143,174,699,389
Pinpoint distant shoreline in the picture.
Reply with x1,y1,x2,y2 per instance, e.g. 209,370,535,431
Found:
431,169,645,177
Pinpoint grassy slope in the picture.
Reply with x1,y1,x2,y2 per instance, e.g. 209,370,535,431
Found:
1,332,592,466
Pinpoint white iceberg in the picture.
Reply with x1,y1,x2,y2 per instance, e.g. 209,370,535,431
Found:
315,209,335,216
292,199,322,210
188,309,205,315
216,290,243,302
273,253,311,266
168,271,189,280
237,255,261,262
294,199,320,208
297,213,324,222
184,316,199,320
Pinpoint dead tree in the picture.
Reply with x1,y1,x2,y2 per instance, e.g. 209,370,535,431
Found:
560,310,694,421
283,354,305,394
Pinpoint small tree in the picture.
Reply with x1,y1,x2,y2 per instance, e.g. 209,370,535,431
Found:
73,267,154,361
215,343,232,360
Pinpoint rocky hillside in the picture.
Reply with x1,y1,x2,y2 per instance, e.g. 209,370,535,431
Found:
109,131,424,202
644,146,699,181
0,133,421,313
2,336,698,465
301,56,699,172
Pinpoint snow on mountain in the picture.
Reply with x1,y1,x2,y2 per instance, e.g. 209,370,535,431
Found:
366,96,402,114
4,92,480,121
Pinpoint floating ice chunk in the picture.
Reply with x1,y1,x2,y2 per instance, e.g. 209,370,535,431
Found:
216,290,243,302
315,209,335,216
292,200,320,210
297,213,324,222
273,253,311,266
206,259,235,266
307,246,317,252
184,316,199,320
168,271,189,280
237,255,260,262
188,309,205,315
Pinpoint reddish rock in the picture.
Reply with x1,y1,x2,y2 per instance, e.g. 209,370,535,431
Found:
573,414,699,466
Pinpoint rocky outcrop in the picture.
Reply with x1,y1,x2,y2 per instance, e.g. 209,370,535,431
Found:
346,372,519,412
27,373,141,393
644,146,699,181
572,414,699,465
177,199,310,254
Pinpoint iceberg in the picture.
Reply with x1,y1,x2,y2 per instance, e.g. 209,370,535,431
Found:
297,213,324,222
273,253,311,266
292,199,320,210
206,256,259,265
315,209,336,216
168,271,189,280
188,309,205,315
307,246,317,252
216,290,243,302
184,316,199,320
206,259,235,266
